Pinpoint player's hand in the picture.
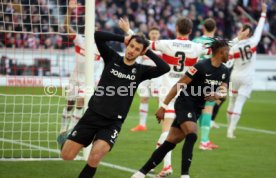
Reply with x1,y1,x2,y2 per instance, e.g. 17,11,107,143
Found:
204,92,220,101
238,28,250,40
119,17,130,33
141,46,150,55
124,35,131,45
155,107,165,123
68,0,77,10
261,1,267,14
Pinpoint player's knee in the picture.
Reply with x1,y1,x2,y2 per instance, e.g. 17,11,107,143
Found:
185,133,197,144
61,150,76,160
60,143,78,160
88,149,108,166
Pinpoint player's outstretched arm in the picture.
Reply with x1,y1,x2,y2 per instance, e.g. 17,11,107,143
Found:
252,1,267,43
64,0,77,35
118,17,135,35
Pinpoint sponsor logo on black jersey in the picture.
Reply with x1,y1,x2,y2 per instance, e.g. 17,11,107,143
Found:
204,79,222,86
110,68,136,80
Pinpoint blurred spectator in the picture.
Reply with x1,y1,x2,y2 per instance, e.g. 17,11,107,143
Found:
269,41,276,55
0,0,275,54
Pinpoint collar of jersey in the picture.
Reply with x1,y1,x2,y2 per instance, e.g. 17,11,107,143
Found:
120,58,137,68
176,37,188,40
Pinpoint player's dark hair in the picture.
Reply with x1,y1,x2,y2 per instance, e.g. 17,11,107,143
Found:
203,18,216,32
242,24,253,37
176,17,193,35
206,38,229,55
129,34,150,51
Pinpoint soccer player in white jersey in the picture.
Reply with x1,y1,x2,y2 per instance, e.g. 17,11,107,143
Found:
59,0,103,134
119,20,162,131
227,2,267,138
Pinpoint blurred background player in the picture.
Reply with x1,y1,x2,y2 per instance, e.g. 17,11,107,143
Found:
59,0,103,134
119,18,162,132
227,1,267,139
192,18,220,150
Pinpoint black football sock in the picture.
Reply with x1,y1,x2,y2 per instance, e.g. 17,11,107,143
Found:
182,133,197,175
140,141,176,174
78,164,97,178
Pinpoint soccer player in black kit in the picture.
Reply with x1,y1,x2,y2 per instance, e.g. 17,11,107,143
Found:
60,31,170,178
132,39,230,178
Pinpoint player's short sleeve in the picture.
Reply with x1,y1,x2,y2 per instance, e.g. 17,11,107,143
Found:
151,40,168,52
185,62,204,79
196,43,210,56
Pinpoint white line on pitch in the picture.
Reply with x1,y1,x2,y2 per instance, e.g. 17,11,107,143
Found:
142,116,276,135
0,138,154,177
218,123,276,135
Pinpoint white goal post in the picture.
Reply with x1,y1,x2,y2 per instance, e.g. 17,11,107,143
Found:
0,0,95,160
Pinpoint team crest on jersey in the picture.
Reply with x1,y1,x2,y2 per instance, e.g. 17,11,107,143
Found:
71,130,77,137
187,112,192,118
222,74,226,80
188,66,197,76
132,68,137,74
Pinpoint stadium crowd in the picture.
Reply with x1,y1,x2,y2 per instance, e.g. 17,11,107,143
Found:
0,0,276,55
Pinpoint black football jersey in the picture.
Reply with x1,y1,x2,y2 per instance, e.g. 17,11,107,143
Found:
180,59,229,108
89,31,169,121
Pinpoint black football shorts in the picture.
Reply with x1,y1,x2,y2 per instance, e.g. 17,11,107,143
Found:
67,108,123,150
172,96,202,128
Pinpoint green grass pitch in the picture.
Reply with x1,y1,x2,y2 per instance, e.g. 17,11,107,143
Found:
0,87,275,178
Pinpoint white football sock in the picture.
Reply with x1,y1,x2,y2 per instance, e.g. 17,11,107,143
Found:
60,107,72,132
139,103,148,126
131,171,145,178
68,108,83,130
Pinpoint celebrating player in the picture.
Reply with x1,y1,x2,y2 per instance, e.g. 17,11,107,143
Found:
227,1,267,138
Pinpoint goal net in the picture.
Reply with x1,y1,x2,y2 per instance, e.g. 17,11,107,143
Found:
0,0,94,160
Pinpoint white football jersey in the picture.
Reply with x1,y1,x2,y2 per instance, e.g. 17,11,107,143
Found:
230,13,266,80
70,34,102,82
151,38,210,92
